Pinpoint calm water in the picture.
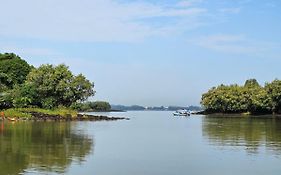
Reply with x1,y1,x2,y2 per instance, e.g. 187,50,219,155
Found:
1,111,281,175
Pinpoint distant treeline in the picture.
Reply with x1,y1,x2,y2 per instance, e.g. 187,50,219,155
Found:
111,105,202,111
201,79,281,114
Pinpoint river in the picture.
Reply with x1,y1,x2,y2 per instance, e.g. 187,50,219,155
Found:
0,111,281,175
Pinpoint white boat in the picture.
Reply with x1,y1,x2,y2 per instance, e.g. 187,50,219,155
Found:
173,109,190,116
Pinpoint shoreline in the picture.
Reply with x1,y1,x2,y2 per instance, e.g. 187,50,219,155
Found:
79,109,126,113
193,110,281,117
0,108,129,122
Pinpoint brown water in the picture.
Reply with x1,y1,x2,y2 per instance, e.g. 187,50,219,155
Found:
0,111,281,175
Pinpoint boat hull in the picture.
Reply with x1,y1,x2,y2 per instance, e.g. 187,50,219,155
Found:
173,113,190,116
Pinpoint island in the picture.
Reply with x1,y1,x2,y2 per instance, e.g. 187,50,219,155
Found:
200,79,281,115
0,53,127,121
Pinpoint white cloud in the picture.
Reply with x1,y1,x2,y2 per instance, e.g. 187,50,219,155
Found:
0,0,206,42
192,34,281,56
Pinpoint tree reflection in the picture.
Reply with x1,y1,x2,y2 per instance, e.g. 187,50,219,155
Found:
202,116,281,154
0,121,93,174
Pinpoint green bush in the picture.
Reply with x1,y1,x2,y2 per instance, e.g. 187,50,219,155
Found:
0,53,32,88
3,108,32,118
71,101,111,111
201,79,280,114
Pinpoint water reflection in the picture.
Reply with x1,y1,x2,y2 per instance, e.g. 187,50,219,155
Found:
0,121,93,175
202,116,281,155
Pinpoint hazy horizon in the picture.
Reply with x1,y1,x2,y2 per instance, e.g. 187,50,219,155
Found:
1,0,280,106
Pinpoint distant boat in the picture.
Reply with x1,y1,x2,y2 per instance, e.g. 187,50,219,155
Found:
173,109,190,116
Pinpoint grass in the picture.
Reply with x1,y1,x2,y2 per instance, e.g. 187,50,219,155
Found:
2,108,32,118
2,107,78,119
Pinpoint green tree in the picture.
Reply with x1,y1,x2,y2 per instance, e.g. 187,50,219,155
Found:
244,79,260,88
201,84,247,113
71,101,111,111
12,84,39,108
201,79,278,114
14,64,95,108
245,85,271,114
265,79,281,113
88,101,111,111
0,53,32,88
0,91,13,109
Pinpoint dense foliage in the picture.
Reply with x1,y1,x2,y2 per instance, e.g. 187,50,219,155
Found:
0,53,32,109
72,101,111,111
0,53,32,89
12,64,95,109
201,79,281,114
0,53,96,110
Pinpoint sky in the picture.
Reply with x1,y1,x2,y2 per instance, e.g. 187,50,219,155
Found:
0,0,281,106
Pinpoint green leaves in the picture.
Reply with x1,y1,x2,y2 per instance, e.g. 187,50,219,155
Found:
0,53,94,109
244,79,260,88
0,53,32,88
71,101,111,112
201,79,279,114
265,79,281,113
89,101,111,111
12,83,39,108
19,64,95,108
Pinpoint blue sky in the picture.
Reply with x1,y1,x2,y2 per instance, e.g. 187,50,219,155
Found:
0,0,281,106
